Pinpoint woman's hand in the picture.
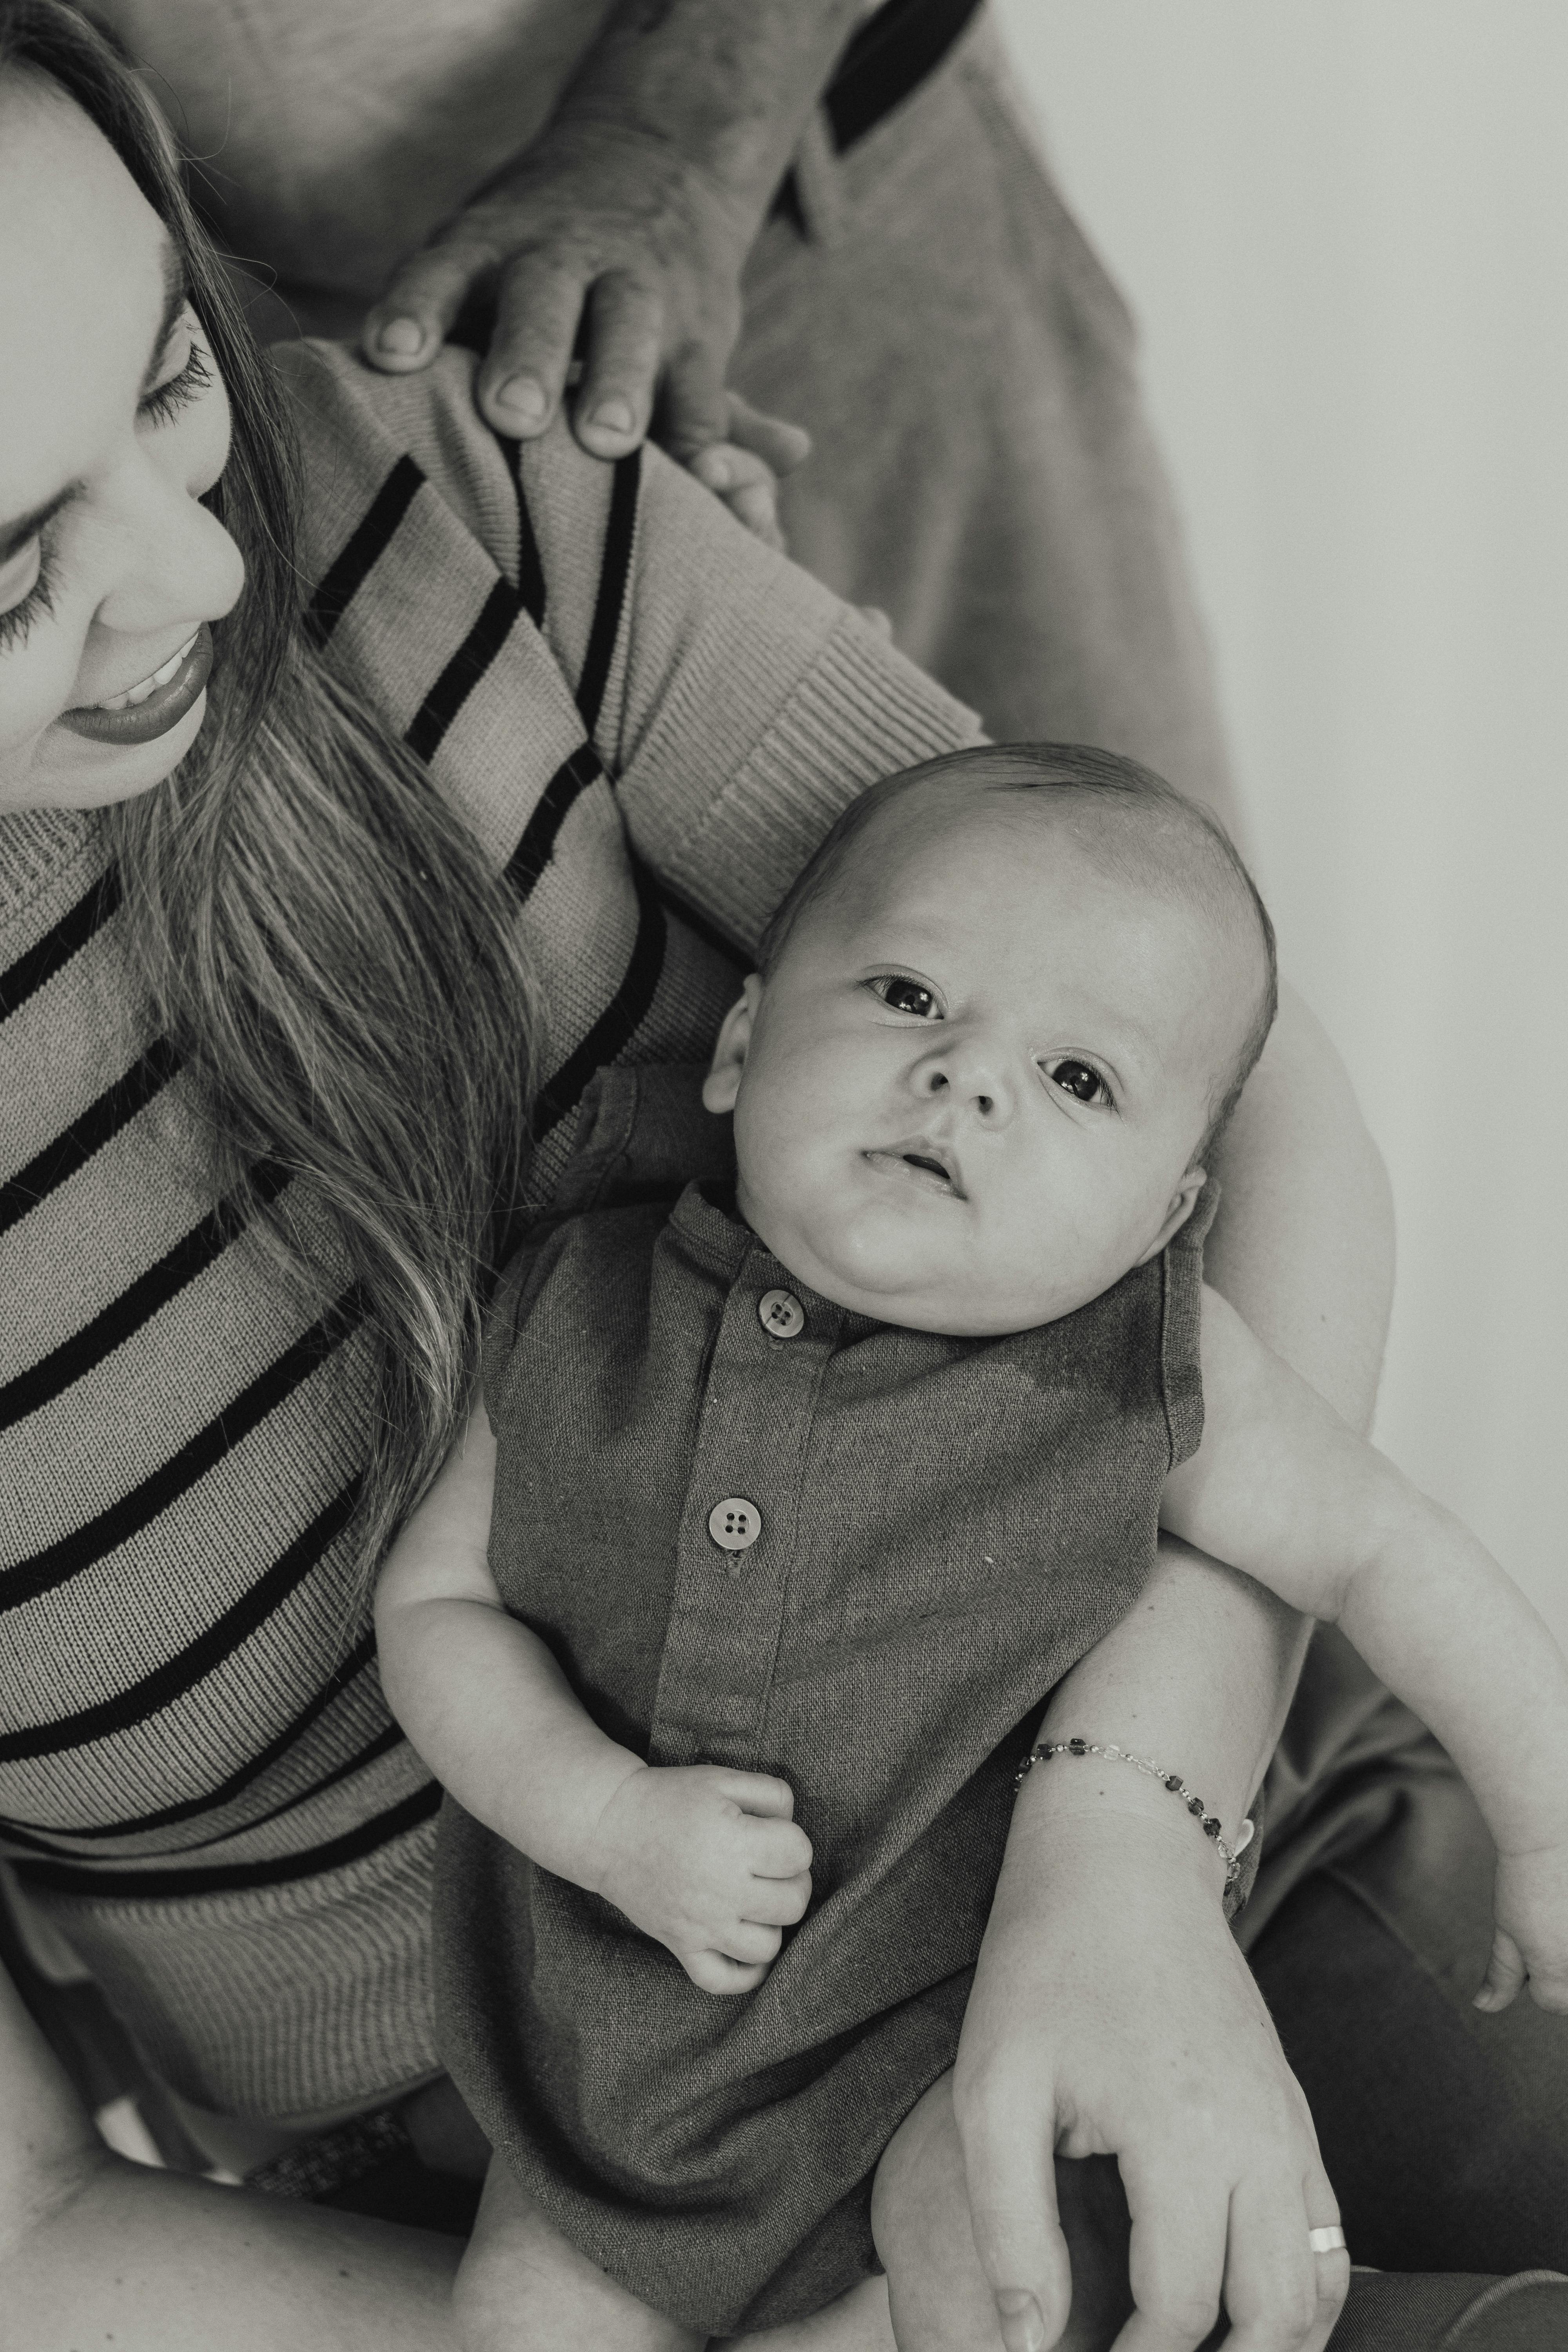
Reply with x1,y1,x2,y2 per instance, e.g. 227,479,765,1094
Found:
588,1764,814,1994
952,1811,1348,2352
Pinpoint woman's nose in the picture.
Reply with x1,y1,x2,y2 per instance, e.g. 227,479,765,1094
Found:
93,450,245,643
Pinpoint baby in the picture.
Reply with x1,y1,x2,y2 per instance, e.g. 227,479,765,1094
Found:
376,744,1568,2348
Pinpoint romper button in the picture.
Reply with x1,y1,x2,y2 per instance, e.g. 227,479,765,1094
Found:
758,1289,806,1339
708,1497,762,1551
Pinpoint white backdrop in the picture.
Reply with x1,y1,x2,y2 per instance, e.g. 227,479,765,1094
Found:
994,1,1568,1645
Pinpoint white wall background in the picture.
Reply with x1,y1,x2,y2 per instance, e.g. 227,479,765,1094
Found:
993,1,1568,1646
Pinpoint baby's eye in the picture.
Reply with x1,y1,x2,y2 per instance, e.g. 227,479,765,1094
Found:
1045,1058,1111,1107
870,975,942,1019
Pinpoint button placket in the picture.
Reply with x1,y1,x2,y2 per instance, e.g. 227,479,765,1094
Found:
649,1248,837,1768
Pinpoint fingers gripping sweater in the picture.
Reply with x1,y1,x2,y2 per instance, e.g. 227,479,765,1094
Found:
0,343,979,2117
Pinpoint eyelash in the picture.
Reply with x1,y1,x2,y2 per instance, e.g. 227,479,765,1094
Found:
868,973,942,1019
1043,1058,1115,1110
0,334,214,656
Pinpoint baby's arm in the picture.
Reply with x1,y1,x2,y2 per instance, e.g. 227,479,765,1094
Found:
374,1401,813,1994
1162,1285,1568,2011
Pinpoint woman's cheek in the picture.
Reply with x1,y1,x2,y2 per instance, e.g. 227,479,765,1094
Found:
0,618,96,788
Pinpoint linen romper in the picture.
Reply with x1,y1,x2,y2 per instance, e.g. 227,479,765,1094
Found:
435,1065,1216,2335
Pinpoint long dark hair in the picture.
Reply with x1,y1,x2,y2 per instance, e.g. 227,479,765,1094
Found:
1,0,536,1571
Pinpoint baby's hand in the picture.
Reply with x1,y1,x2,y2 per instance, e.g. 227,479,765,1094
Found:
1474,1838,1568,2014
587,1764,813,1994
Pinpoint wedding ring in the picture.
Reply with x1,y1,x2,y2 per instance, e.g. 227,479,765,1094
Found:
1308,2226,1348,2256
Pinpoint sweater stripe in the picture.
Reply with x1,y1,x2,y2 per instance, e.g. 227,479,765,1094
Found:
501,436,547,627
1,1292,360,1614
0,1159,294,1431
0,865,122,1025
12,1779,442,1900
201,1719,408,1851
0,1477,363,1762
304,454,425,649
531,857,668,1142
405,575,523,764
503,742,604,900
0,1033,180,1238
0,1630,377,1842
576,450,640,737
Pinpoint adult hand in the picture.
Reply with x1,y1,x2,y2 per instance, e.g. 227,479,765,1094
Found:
360,119,810,541
953,1812,1348,2352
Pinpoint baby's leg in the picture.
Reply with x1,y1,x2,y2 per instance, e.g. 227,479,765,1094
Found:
870,2073,1135,2352
718,2273,897,2352
454,2154,703,2352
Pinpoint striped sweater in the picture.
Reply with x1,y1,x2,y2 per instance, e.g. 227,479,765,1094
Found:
0,343,978,2119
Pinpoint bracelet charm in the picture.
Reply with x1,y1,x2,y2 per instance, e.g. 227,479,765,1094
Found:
1013,1738,1256,1892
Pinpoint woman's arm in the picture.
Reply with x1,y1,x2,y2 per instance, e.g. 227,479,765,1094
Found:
0,1964,461,2352
950,985,1392,2352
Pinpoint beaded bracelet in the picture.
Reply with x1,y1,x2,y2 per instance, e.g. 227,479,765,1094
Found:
1013,1738,1256,1892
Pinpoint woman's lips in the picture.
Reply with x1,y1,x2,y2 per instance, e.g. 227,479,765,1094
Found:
55,622,213,747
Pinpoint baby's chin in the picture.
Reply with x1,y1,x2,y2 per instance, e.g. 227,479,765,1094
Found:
743,1201,1066,1336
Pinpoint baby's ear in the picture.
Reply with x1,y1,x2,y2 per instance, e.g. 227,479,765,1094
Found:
1134,1167,1207,1265
702,975,764,1113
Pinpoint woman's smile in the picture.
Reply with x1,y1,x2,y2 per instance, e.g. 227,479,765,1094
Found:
56,618,212,742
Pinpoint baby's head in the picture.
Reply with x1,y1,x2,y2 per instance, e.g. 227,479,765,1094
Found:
702,744,1276,1335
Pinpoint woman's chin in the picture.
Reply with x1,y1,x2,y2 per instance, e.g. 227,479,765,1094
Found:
7,688,209,813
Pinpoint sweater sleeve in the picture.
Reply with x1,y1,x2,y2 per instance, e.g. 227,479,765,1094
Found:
274,341,983,947
606,443,985,952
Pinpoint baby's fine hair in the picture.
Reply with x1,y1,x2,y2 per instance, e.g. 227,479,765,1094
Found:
758,742,1279,1158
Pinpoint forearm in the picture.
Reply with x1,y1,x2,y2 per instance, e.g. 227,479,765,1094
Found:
1022,1539,1304,1884
1206,980,1394,1433
1011,984,1393,1864
8,2155,462,2352
1342,1496,1568,1857
378,1595,644,1881
0,1972,458,2352
549,0,863,229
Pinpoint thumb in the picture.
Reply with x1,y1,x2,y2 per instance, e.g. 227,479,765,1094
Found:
1474,1926,1527,2012
957,2091,1074,2352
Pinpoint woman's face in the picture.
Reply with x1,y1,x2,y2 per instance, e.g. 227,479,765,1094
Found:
0,74,245,813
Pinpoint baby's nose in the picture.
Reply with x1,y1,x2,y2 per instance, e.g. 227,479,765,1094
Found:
920,1046,1007,1120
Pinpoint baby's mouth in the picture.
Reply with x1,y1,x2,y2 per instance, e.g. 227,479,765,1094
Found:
862,1138,966,1199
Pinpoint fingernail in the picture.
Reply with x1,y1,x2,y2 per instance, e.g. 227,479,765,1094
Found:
996,2291,1045,2352
588,396,635,436
495,375,548,423
375,316,425,357
698,452,733,489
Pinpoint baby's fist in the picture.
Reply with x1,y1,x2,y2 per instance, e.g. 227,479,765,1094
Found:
589,1764,813,1993
1475,1842,1568,2014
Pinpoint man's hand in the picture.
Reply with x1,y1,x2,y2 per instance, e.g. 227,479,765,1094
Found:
587,1763,813,1994
359,0,858,539
952,1813,1348,2352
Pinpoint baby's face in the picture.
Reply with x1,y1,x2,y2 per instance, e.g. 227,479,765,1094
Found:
705,785,1263,1336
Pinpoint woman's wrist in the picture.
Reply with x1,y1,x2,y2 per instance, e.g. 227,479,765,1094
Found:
1004,1755,1241,1913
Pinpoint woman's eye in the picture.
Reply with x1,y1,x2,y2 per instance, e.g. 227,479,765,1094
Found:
1047,1058,1110,1106
139,322,214,428
0,539,55,656
872,976,941,1019
0,538,42,620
